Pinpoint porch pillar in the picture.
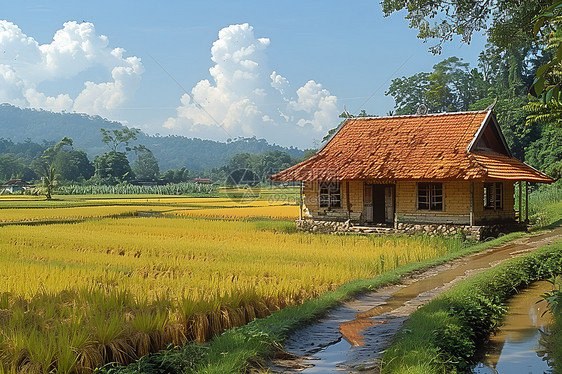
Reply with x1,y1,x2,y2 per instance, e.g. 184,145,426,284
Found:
299,181,303,220
346,181,351,219
525,181,529,223
518,181,522,223
470,182,474,226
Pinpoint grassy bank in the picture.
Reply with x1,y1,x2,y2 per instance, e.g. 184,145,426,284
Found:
381,241,562,374
97,233,523,374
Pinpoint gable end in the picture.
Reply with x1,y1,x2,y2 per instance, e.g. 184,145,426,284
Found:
467,111,512,157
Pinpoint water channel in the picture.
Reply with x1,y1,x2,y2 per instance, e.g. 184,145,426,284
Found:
472,280,554,374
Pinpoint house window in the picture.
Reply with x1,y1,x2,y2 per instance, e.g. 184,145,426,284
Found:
484,182,503,210
418,183,443,211
319,181,341,208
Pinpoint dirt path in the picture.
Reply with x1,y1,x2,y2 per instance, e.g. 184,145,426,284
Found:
266,227,562,373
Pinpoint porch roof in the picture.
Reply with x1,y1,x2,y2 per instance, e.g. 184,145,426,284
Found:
271,110,553,183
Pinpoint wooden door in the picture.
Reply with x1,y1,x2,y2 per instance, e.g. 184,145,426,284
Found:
384,185,394,223
372,185,386,223
363,184,373,223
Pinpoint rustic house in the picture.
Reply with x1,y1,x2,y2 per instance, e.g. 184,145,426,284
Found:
271,110,553,237
0,179,30,194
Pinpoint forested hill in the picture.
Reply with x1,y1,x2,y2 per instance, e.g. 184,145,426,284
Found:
0,104,304,171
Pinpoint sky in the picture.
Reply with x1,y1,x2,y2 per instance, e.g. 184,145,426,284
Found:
0,1,487,149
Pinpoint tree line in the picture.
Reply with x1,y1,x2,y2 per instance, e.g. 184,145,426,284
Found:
0,129,193,192
0,128,309,197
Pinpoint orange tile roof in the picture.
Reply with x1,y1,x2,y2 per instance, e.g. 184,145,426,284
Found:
472,152,552,183
271,111,553,183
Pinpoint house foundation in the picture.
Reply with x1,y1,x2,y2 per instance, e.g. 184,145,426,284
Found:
295,219,527,241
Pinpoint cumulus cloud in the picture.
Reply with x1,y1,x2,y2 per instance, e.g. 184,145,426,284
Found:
164,23,339,148
0,20,143,118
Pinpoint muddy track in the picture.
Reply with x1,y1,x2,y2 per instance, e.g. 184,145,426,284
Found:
266,227,562,373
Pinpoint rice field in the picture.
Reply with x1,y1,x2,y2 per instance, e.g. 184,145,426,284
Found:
0,192,462,373
168,205,299,220
0,206,142,222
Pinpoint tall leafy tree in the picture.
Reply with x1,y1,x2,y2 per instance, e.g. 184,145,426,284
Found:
93,151,134,185
0,154,26,182
94,128,141,185
133,146,160,181
386,57,488,115
100,128,141,152
52,150,94,182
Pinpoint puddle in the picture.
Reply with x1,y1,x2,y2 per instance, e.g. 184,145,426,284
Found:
472,281,554,374
267,227,562,373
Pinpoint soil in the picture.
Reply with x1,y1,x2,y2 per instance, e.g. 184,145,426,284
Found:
263,226,562,373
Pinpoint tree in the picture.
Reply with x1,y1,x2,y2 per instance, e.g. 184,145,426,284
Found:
385,72,431,115
386,57,488,115
530,2,562,102
93,151,134,185
40,164,58,200
94,128,142,185
525,123,562,177
0,154,26,181
301,149,317,161
220,150,300,184
31,137,74,199
52,150,95,182
100,128,141,152
133,148,160,181
161,167,190,184
380,0,552,53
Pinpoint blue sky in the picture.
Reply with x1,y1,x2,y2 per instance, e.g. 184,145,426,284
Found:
0,1,487,149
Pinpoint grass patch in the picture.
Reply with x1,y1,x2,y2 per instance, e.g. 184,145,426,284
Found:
381,241,562,374
528,180,562,229
98,233,523,374
539,277,562,372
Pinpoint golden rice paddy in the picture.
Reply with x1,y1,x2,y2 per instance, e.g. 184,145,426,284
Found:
0,206,150,222
0,194,457,373
168,205,299,220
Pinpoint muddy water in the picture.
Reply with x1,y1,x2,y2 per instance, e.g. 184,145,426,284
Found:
268,227,562,373
472,281,554,374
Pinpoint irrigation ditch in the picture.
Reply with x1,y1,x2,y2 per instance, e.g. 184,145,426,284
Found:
471,280,553,373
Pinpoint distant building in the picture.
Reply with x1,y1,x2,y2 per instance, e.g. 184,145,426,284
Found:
0,179,30,194
193,177,211,184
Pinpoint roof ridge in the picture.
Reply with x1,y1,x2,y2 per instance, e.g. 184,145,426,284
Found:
348,110,490,121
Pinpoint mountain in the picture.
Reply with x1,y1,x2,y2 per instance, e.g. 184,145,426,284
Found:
0,104,304,171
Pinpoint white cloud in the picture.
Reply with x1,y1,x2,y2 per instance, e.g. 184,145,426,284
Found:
165,23,339,148
0,20,143,118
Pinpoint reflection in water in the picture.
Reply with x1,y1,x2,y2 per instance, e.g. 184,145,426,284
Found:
473,281,553,374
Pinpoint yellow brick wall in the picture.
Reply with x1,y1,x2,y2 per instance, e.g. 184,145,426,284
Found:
303,180,364,220
395,181,472,224
304,179,516,224
473,181,515,223
346,180,364,213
